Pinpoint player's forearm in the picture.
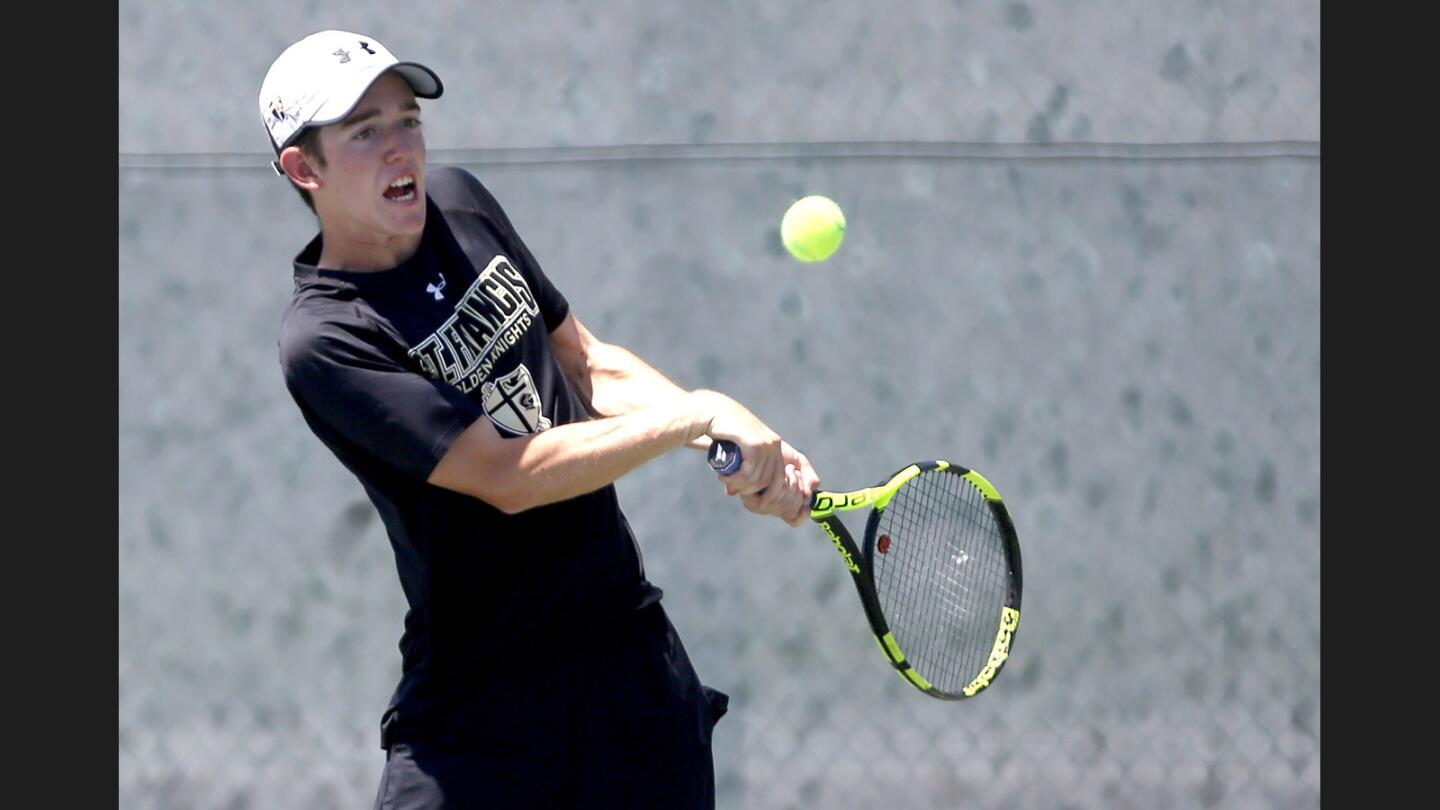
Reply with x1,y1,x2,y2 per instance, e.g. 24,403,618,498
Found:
435,390,721,514
576,341,711,450
580,341,683,413
509,404,698,510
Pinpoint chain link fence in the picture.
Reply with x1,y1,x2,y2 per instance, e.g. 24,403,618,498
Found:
120,2,1319,807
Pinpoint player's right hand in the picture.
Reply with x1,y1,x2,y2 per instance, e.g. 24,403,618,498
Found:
691,389,785,498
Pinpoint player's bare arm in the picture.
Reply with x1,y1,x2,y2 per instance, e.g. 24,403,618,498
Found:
429,383,800,515
547,312,819,525
428,388,715,514
547,311,704,437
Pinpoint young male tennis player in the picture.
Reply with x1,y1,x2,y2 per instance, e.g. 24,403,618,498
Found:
260,29,820,810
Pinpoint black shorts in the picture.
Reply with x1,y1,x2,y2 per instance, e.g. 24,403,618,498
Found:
372,604,729,810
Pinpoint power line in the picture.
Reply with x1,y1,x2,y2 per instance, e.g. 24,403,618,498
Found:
118,140,1319,173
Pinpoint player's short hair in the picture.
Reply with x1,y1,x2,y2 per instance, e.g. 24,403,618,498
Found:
287,127,326,214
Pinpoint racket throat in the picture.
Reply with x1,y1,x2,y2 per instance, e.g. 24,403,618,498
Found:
810,464,930,519
818,519,861,573
812,488,879,518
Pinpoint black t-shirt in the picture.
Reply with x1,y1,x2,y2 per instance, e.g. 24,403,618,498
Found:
278,166,662,743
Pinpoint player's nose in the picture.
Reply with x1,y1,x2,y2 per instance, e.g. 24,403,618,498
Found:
384,125,421,162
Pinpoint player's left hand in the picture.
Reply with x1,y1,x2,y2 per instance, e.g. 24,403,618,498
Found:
737,442,820,527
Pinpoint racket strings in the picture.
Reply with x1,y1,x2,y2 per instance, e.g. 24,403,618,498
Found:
884,475,1002,692
872,469,1010,695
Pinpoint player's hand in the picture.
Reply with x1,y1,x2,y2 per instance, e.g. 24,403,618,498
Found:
739,442,820,527
698,392,786,498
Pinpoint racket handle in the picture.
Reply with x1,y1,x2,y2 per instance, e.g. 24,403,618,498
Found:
711,440,814,505
707,440,743,475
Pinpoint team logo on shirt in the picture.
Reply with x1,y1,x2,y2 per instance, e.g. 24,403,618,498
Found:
409,255,541,394
481,364,552,435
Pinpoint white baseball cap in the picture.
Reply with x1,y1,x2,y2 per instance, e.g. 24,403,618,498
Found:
259,30,443,166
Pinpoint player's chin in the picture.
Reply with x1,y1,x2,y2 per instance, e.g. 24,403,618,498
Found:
382,199,426,232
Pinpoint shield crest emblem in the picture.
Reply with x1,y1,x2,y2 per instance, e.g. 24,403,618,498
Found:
481,364,552,435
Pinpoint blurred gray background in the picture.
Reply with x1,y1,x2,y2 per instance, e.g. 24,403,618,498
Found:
119,1,1319,808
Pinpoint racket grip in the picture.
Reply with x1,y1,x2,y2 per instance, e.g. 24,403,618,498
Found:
707,440,743,475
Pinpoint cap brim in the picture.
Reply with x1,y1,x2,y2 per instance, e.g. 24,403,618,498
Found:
390,62,443,99
284,61,446,150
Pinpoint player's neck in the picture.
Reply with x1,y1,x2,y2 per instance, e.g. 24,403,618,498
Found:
315,226,424,273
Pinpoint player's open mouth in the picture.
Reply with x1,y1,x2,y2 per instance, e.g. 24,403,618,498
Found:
384,175,417,203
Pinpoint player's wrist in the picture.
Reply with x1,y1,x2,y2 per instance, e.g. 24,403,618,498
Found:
684,389,723,442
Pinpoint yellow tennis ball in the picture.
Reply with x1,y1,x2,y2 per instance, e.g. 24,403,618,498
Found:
781,195,846,263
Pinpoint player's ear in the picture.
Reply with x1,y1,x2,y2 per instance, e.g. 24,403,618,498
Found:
278,145,322,192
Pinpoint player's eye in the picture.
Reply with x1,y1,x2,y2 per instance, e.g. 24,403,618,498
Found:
353,127,375,141
403,117,423,129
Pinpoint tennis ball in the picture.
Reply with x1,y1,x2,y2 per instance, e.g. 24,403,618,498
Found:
781,195,846,263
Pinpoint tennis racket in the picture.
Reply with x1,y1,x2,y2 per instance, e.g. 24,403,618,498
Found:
708,440,1022,700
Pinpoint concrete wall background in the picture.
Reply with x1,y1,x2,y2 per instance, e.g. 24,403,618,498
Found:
119,2,1319,808
120,0,1318,153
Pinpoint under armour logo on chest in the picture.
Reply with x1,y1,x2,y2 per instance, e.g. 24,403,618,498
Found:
426,275,446,301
